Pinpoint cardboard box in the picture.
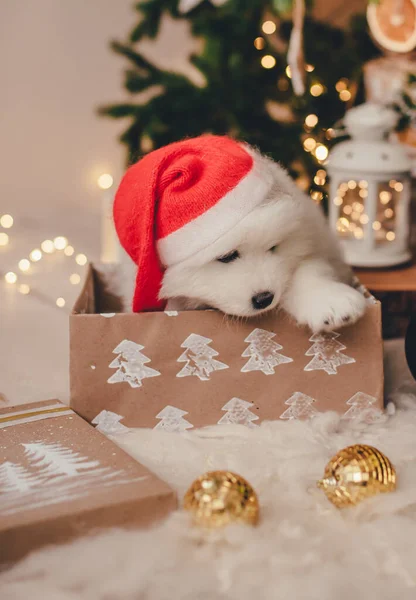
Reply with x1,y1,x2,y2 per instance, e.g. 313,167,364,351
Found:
70,265,384,431
0,399,177,565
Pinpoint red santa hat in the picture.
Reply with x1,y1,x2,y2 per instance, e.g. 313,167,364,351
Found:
113,135,273,313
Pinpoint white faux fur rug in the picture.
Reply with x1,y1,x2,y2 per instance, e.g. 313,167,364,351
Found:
2,342,416,600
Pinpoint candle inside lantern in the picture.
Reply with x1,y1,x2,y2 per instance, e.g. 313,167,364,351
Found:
98,174,120,264
334,177,402,246
334,180,368,240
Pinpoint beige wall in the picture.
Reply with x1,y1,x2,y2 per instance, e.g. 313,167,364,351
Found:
0,1,202,258
1,0,131,248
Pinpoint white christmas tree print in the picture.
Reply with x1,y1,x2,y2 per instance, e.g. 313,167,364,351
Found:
304,332,355,375
154,405,193,432
241,328,293,375
217,398,259,428
107,339,161,388
22,442,101,478
0,461,40,494
0,442,147,517
176,334,228,381
279,392,318,420
92,410,130,436
343,392,383,423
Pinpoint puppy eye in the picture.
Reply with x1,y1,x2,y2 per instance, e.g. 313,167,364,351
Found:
217,250,240,264
269,245,278,252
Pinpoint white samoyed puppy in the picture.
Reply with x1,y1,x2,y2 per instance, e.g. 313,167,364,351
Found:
119,146,366,333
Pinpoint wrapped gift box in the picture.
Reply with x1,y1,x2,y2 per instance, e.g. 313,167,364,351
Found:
70,265,384,431
0,399,176,565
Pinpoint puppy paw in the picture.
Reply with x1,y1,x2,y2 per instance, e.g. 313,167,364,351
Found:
293,282,366,333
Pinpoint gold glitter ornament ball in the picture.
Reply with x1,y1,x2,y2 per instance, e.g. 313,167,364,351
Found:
317,444,396,508
183,471,259,528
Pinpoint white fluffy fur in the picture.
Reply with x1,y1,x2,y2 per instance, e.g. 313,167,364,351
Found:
1,342,416,600
122,148,366,331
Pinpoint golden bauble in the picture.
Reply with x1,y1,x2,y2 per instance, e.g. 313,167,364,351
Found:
317,444,396,508
183,471,259,528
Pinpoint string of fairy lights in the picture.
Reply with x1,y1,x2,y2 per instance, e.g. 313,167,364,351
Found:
0,174,115,308
255,19,353,203
1,221,88,307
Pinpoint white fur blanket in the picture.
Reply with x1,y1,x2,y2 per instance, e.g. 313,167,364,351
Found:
2,340,416,600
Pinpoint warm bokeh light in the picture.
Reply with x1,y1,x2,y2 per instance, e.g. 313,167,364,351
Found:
75,253,87,266
30,249,42,262
340,90,352,102
254,37,265,50
97,174,114,190
64,245,75,256
303,137,317,152
19,284,30,295
311,190,323,203
261,55,276,69
333,197,343,206
70,273,81,285
5,272,17,284
0,232,9,246
56,297,66,308
41,240,55,253
335,79,348,92
348,180,357,189
54,236,68,250
310,83,324,97
262,21,276,34
315,145,328,161
337,218,350,232
305,114,318,128
372,221,381,231
0,214,13,229
386,231,395,241
18,259,30,272
380,191,391,204
286,65,292,78
314,175,326,186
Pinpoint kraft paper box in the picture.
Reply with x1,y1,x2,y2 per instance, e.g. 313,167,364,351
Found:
70,265,384,431
0,399,177,565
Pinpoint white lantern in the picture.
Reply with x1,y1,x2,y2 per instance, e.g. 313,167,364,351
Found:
328,103,412,267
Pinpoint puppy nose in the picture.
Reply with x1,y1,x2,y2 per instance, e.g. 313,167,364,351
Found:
252,291,274,310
